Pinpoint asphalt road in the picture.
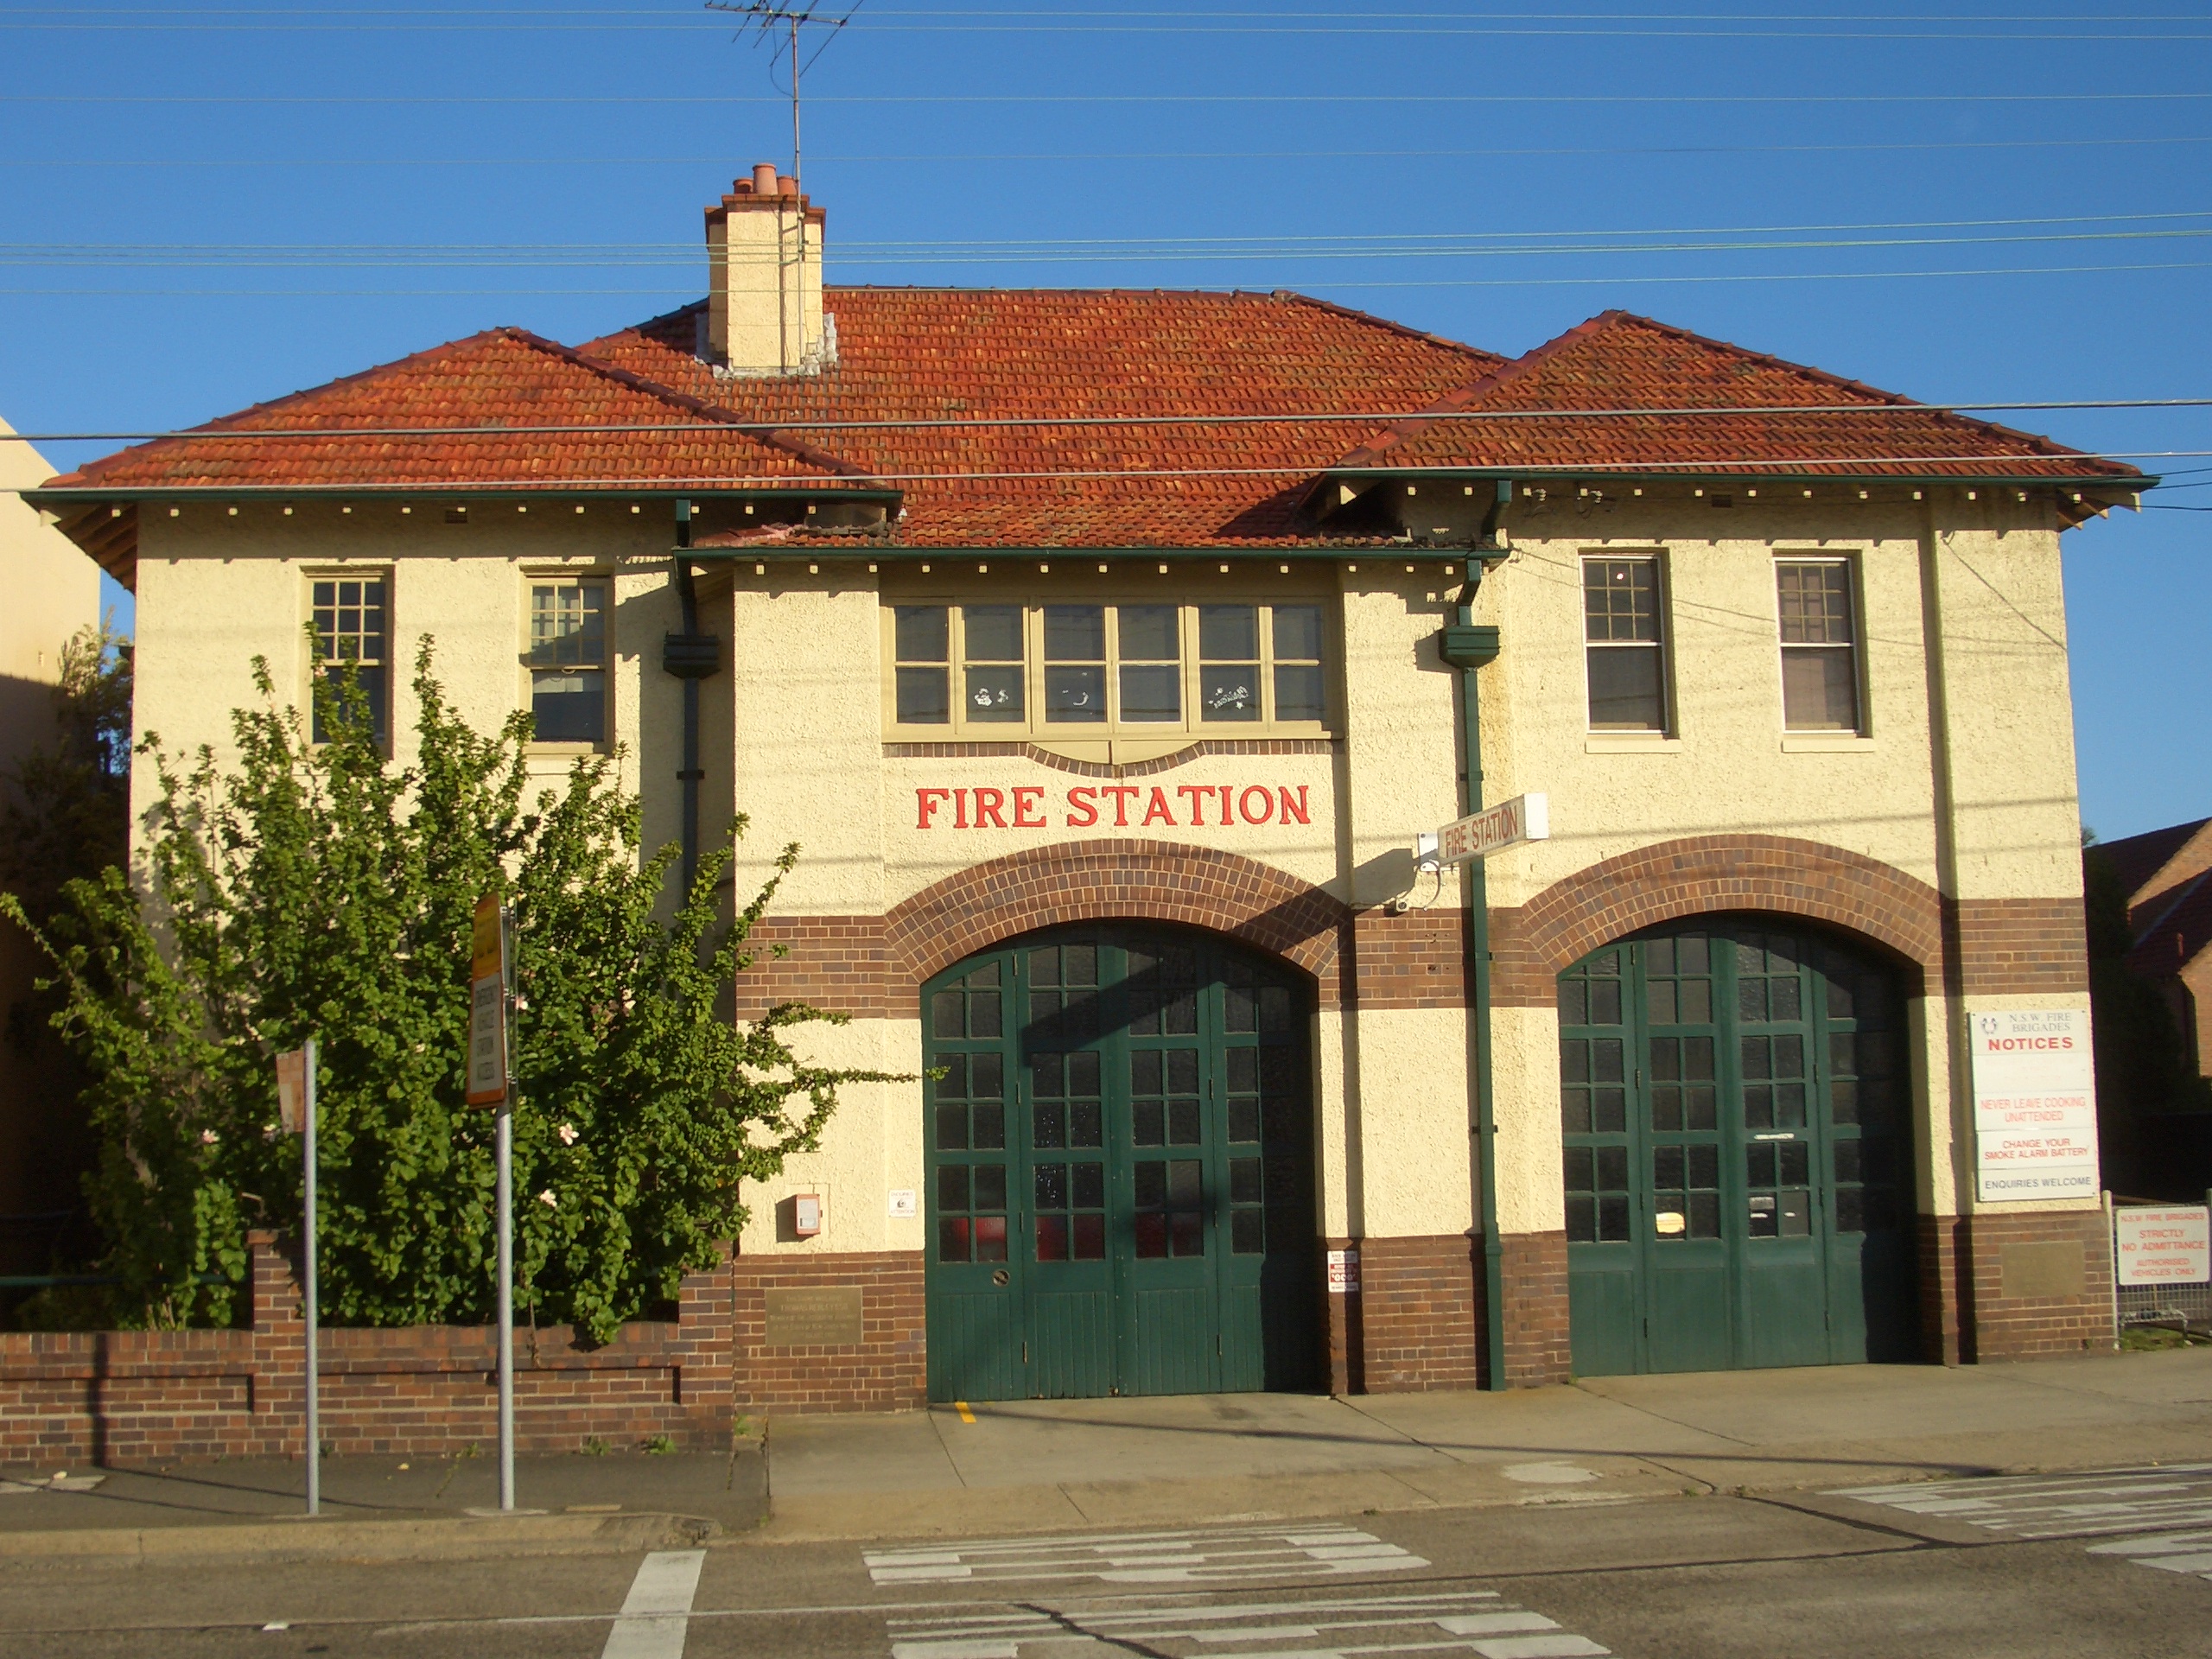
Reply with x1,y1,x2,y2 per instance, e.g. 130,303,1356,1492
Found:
3,1465,2210,1658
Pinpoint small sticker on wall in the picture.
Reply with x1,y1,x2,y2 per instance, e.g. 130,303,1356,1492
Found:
1327,1249,1361,1294
887,1188,918,1219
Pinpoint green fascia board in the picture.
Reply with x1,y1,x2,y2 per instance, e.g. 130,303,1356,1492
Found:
1325,466,2158,492
672,544,1465,561
23,485,901,509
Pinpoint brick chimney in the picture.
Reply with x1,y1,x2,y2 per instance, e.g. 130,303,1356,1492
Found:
704,163,832,378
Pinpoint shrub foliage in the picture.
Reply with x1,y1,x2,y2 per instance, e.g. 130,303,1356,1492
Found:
7,642,886,1338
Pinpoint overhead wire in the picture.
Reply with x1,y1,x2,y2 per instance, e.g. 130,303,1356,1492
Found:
9,399,2212,445
16,135,2212,167
5,7,2212,38
10,90,2212,105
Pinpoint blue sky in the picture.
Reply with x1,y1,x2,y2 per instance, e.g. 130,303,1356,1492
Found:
0,3,2204,840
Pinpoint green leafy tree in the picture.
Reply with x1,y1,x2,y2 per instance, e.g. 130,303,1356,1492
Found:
5,640,889,1338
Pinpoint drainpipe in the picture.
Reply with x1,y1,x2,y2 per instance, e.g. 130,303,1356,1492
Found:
1437,479,1510,1390
662,499,722,899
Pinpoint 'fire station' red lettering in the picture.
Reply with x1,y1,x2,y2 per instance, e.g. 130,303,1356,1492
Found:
1065,785,1099,827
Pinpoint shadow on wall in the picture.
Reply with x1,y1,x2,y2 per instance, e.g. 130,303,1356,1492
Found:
2084,844,2212,1200
0,667,105,1277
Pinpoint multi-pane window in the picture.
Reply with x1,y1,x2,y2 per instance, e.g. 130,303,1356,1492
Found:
887,601,1331,735
310,576,389,745
1776,559,1861,732
1583,557,1667,731
527,578,610,745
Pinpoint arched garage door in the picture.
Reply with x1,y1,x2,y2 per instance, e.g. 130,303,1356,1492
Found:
1559,917,1918,1375
924,926,1319,1401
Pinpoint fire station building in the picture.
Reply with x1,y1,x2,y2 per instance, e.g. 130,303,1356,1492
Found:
35,168,2145,1406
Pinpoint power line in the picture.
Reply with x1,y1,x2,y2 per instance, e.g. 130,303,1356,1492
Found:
10,257,2212,294
5,8,2212,38
10,215,2212,269
9,401,2211,444
5,454,2193,494
10,90,2212,105
16,135,2212,167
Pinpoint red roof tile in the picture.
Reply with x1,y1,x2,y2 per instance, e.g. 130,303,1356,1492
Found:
575,287,1501,545
1335,311,2139,482
50,327,861,493
42,295,2140,569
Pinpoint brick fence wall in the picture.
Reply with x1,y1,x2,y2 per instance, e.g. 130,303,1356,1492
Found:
0,1230,736,1467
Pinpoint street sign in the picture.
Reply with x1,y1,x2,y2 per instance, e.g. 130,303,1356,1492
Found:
276,1046,308,1135
466,895,508,1108
2115,1206,2210,1287
1434,791,1550,864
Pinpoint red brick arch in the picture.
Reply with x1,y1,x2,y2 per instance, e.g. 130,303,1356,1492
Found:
1490,834,1945,1006
884,839,1350,1006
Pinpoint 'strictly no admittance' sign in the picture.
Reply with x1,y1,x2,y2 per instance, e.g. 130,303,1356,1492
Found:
1968,1007,2099,1203
2114,1206,2211,1287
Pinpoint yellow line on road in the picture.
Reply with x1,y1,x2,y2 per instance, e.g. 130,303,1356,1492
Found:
954,1401,976,1424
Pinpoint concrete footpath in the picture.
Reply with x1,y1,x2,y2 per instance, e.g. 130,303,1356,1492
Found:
763,1348,2212,1540
1,1349,2206,1560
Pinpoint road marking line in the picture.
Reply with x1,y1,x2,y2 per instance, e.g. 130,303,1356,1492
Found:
955,1401,976,1424
601,1549,706,1659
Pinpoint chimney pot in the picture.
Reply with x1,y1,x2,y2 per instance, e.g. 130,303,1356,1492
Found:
752,162,779,194
778,174,799,197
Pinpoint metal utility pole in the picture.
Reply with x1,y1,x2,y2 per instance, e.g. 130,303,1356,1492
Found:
302,1036,320,1514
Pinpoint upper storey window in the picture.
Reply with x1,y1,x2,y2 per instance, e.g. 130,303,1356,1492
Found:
310,575,390,747
1583,556,1669,732
1776,558,1862,733
526,576,611,747
889,601,1333,738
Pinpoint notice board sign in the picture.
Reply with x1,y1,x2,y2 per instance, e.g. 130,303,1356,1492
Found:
1969,1007,2098,1204
2115,1206,2211,1286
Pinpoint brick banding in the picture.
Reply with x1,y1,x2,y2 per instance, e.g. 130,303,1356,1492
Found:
884,839,1351,1007
882,737,1337,779
1491,835,1946,1006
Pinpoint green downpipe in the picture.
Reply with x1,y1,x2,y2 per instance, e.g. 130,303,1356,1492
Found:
1440,480,1511,1389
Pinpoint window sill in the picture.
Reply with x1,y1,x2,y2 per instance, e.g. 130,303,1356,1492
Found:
1780,732,1876,753
1585,733,1682,753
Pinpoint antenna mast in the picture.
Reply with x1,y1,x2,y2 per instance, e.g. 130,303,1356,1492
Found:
703,0,859,192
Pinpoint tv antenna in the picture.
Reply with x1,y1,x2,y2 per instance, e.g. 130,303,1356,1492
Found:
703,0,862,193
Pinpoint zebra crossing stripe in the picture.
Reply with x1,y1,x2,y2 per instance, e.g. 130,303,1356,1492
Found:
1831,1464,2212,1539
2087,1529,2212,1578
883,1586,1612,1659
864,1522,1428,1586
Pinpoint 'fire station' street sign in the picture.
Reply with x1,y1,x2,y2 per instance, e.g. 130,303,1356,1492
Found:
1436,792,1550,863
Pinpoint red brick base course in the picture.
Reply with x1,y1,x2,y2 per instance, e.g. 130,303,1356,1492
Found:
0,1232,734,1467
1355,1234,1483,1393
728,1250,926,1414
1949,1208,2116,1361
1493,1231,1573,1387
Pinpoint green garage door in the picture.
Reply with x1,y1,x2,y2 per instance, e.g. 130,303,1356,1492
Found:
925,926,1319,1402
1560,918,1917,1376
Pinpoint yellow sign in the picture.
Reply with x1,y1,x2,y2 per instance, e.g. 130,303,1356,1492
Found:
466,894,508,1108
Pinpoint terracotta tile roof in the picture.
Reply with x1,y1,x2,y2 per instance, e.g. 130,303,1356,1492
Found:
46,327,861,493
1334,310,2142,483
2099,817,2212,913
574,287,1502,546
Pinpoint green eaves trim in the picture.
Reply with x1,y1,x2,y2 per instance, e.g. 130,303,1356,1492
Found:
672,545,1446,562
1325,467,2158,491
23,486,901,506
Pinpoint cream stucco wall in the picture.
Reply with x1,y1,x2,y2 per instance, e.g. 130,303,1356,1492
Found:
121,484,2098,1266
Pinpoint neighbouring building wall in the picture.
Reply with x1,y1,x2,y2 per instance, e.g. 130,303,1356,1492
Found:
0,420,104,1260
